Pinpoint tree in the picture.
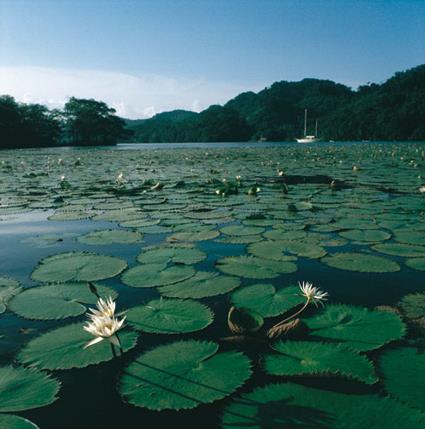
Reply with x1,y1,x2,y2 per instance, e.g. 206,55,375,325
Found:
63,97,131,146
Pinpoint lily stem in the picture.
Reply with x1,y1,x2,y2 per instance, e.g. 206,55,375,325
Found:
270,298,310,330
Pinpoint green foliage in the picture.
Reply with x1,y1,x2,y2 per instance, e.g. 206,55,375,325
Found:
126,298,214,334
380,342,425,411
321,252,400,273
118,340,252,410
0,366,60,412
303,304,405,351
263,340,377,384
0,276,22,314
398,293,425,319
221,382,425,429
137,245,206,265
0,414,39,429
18,322,138,370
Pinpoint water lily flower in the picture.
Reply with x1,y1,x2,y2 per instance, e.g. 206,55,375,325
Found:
278,170,285,176
88,296,116,319
83,314,126,349
298,281,328,307
236,175,241,181
419,185,425,193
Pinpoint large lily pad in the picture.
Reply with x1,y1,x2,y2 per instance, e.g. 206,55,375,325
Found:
159,271,240,299
303,304,405,351
405,257,425,271
216,256,297,279
398,293,425,319
321,252,400,273
77,229,143,245
18,322,138,370
0,276,22,314
221,382,425,429
380,342,425,411
263,340,377,384
220,225,264,236
126,298,213,334
0,366,60,412
118,340,251,410
0,414,39,429
121,264,195,288
137,246,206,265
339,229,391,243
371,243,425,257
9,282,117,320
231,284,304,318
31,252,127,283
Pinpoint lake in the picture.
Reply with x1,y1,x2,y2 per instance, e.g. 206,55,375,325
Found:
0,141,424,429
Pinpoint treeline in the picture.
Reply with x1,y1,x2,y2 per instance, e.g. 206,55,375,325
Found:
126,64,425,142
0,96,131,149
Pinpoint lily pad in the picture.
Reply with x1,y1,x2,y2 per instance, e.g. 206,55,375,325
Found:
9,282,117,320
31,252,127,283
303,304,405,351
339,229,391,243
405,257,425,271
216,256,297,279
18,322,138,370
168,230,219,242
137,246,206,265
0,414,39,429
121,264,195,288
221,382,425,429
371,243,425,258
159,271,240,299
228,306,264,334
0,276,22,314
398,293,425,319
126,298,213,334
231,284,304,318
220,225,264,236
77,229,143,245
0,366,60,412
321,252,400,273
263,340,377,384
118,340,251,410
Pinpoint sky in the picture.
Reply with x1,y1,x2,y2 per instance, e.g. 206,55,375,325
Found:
0,0,424,119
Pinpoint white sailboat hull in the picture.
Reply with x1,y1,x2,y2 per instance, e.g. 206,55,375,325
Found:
296,137,321,144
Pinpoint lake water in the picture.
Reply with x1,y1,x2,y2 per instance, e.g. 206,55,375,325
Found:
0,141,424,429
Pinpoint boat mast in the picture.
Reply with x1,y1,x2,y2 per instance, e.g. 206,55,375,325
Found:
304,109,307,137
315,119,318,137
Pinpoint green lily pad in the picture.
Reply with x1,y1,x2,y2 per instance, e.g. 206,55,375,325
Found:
405,257,425,271
247,240,299,261
321,252,400,273
159,271,240,299
77,229,143,245
371,243,425,258
231,284,305,318
221,382,425,429
380,342,425,411
0,276,22,314
168,230,219,242
303,304,405,351
339,229,391,243
121,264,195,288
394,230,425,246
216,256,297,279
118,340,251,410
126,298,213,334
228,306,264,333
0,366,60,412
263,229,307,241
137,246,206,265
0,414,39,429
18,322,138,370
9,282,117,320
220,225,264,236
398,293,425,319
263,340,377,384
31,252,127,283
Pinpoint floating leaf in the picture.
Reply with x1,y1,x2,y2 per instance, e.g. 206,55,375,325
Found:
77,229,143,245
339,229,391,242
394,230,425,246
118,340,251,410
398,293,425,319
137,246,206,265
220,225,264,236
18,322,138,370
31,252,127,283
9,282,117,320
0,414,39,429
168,230,219,242
121,264,195,288
0,366,60,412
380,342,425,411
303,304,405,351
371,243,425,258
216,256,296,279
405,257,425,271
0,276,22,314
263,340,377,384
231,284,304,317
126,298,213,334
227,306,264,334
221,382,425,429
321,252,400,273
159,271,240,299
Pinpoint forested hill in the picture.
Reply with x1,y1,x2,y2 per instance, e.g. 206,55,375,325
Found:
126,64,425,142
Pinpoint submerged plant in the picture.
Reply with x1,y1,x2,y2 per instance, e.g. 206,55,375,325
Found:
267,281,328,339
83,296,126,350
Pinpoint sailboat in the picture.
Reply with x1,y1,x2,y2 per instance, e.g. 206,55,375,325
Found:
296,109,321,143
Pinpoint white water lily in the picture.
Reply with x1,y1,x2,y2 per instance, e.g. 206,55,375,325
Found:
83,314,126,349
88,296,116,319
298,281,328,307
419,185,425,193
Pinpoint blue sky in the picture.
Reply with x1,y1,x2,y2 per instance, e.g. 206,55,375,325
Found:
0,0,424,118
